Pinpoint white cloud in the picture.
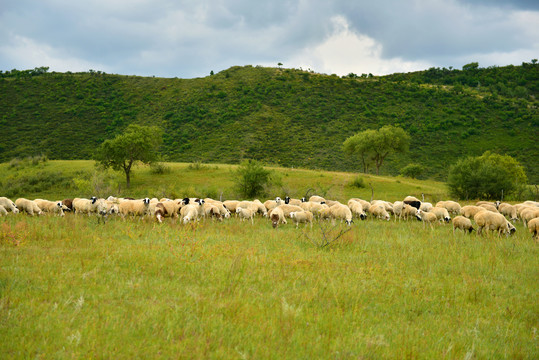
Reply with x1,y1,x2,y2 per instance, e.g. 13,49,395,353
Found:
0,33,110,73
284,16,431,76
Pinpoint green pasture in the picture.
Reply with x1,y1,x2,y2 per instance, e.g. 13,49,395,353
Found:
0,160,447,203
0,213,538,359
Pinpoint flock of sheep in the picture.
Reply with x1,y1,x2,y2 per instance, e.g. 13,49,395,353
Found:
1,195,538,240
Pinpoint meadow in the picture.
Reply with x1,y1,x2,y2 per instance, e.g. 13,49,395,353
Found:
1,161,538,358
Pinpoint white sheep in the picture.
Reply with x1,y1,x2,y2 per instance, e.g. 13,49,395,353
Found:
371,200,393,213
474,210,516,237
498,203,518,222
73,197,107,216
478,203,499,213
329,203,353,225
430,206,451,223
521,208,539,227
0,197,19,213
528,218,539,241
402,204,422,221
460,205,487,219
118,198,151,217
300,202,329,217
264,197,282,211
290,211,314,228
236,207,256,224
0,205,7,216
348,200,367,220
350,198,371,212
435,200,462,215
368,204,390,221
15,198,42,216
274,204,304,218
204,203,223,221
309,195,326,203
180,199,205,223
418,210,438,227
269,207,287,228
419,202,433,212
452,216,475,234
223,200,240,213
34,199,65,217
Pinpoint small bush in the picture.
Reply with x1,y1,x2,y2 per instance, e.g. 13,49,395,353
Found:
400,163,425,179
187,161,209,171
349,176,366,188
150,162,171,175
233,160,274,198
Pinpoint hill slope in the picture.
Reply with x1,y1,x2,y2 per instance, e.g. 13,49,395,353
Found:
0,63,537,181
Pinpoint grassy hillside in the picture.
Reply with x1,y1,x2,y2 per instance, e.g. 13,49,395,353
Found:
0,160,448,203
0,63,537,182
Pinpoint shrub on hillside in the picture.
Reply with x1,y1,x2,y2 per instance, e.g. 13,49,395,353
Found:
447,151,527,200
233,160,274,198
400,163,425,179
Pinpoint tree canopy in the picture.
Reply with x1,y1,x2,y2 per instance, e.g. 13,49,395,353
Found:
447,151,528,200
343,125,410,175
94,124,163,187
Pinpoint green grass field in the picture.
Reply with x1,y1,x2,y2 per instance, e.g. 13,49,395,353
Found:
1,161,538,358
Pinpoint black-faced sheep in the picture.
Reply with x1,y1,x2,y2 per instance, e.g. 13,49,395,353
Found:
34,199,65,217
348,200,367,220
403,196,421,209
118,198,151,217
430,206,451,223
329,203,353,225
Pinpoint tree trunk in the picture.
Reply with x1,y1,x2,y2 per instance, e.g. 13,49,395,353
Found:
125,169,131,188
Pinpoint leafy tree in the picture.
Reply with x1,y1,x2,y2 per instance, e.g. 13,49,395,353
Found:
447,151,527,200
94,124,163,187
343,125,410,175
233,159,273,198
400,163,424,179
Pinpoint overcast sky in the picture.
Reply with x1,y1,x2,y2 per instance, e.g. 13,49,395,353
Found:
1,0,538,78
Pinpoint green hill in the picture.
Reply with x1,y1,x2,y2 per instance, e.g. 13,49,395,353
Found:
0,63,537,182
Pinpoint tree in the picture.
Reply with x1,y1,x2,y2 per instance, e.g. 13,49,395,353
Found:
400,163,424,179
447,151,527,200
343,125,410,175
94,124,163,187
233,159,273,198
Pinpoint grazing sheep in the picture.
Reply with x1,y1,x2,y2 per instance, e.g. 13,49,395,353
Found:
498,203,518,222
34,199,65,217
309,195,326,203
269,207,287,228
478,203,499,213
528,218,539,240
223,200,240,213
252,199,268,216
521,208,539,227
452,216,475,234
460,205,487,219
329,203,353,225
372,200,393,213
523,201,539,207
73,197,107,216
392,201,405,221
350,198,371,212
419,202,433,212
348,200,367,220
290,211,314,228
15,198,42,216
476,200,500,208
118,198,151,217
236,207,256,224
402,204,422,221
264,197,282,211
0,205,7,216
179,199,205,223
474,210,516,237
274,204,304,217
368,204,390,221
435,201,462,215
403,196,421,209
430,206,451,223
204,198,231,218
0,197,19,213
155,203,168,223
204,203,223,221
418,210,438,227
